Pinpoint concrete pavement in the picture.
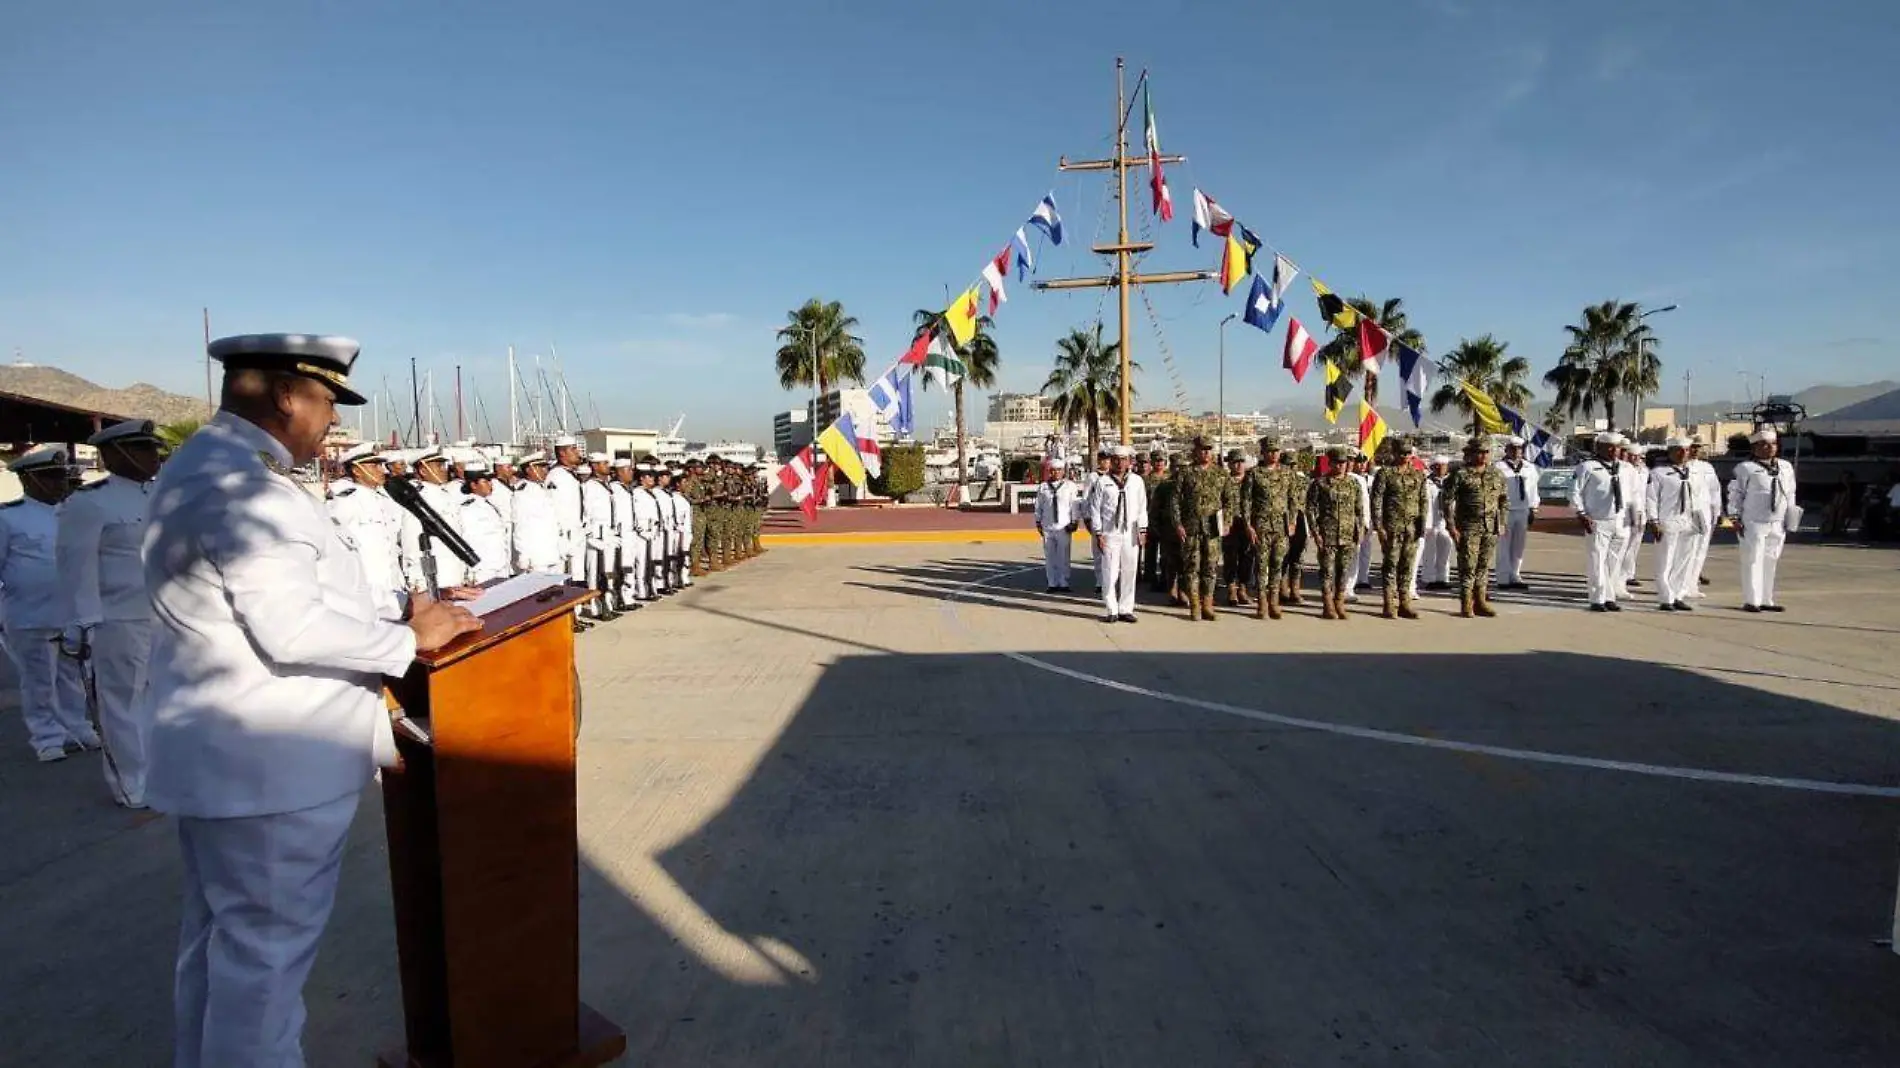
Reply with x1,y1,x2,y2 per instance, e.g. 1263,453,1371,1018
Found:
4,532,1900,1065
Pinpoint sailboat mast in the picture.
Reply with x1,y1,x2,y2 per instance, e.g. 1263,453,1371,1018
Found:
507,345,518,446
1115,58,1132,445
455,365,464,442
410,358,421,448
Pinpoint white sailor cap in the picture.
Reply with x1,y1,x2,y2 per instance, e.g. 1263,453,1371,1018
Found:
1504,435,1526,447
340,442,384,465
1046,457,1067,470
1750,427,1778,443
635,461,659,475
1597,432,1624,446
8,444,70,474
494,454,520,467
519,450,550,466
586,451,609,464
610,457,632,470
206,333,367,405
88,419,161,448
552,435,580,449
1431,454,1451,465
1112,444,1135,459
1666,436,1692,448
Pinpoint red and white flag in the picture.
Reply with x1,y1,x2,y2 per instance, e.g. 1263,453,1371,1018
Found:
1357,318,1390,371
1284,317,1318,383
777,445,823,522
980,244,1011,314
857,433,882,480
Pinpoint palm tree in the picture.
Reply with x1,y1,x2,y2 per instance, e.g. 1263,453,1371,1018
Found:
156,418,203,457
1041,323,1136,461
1315,295,1425,408
911,308,1000,485
1430,334,1532,436
1543,300,1655,431
774,299,867,400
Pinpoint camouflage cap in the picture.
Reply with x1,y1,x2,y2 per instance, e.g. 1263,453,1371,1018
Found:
1257,435,1278,452
1224,449,1246,463
1190,435,1212,451
1324,445,1347,461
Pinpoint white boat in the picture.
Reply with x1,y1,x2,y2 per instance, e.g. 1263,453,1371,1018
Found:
690,440,763,465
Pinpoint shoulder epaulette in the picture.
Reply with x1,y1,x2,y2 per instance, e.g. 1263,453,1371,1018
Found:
0,499,22,508
75,479,108,492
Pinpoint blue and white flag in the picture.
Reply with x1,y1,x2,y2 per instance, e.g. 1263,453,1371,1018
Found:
1395,341,1429,428
1028,193,1063,246
1500,404,1555,467
1011,226,1035,280
1241,273,1281,334
869,367,915,438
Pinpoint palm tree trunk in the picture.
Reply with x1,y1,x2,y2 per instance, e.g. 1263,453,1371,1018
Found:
1087,408,1100,462
1604,397,1618,432
954,382,967,486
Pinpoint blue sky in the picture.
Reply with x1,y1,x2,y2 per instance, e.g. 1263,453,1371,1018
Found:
4,0,1898,441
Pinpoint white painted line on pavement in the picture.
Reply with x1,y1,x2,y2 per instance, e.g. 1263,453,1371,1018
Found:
943,562,1900,800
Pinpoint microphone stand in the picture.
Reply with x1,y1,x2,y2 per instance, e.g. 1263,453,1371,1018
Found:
419,529,441,600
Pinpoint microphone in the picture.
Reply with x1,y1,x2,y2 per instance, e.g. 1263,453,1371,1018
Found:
385,477,481,567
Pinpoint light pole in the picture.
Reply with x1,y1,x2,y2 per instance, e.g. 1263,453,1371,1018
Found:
1218,313,1236,455
1633,304,1677,436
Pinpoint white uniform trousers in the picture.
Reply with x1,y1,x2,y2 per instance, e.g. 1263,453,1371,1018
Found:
653,530,674,593
92,619,153,805
174,790,359,1068
6,627,98,753
1406,547,1422,598
1418,530,1453,586
1586,519,1630,605
1041,530,1073,588
1686,523,1715,598
1099,533,1140,616
622,535,653,601
1498,511,1531,584
1621,521,1643,585
1352,530,1373,591
583,546,613,617
1740,521,1787,607
1652,520,1700,606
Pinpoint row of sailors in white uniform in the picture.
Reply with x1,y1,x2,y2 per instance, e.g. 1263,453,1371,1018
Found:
1034,446,1150,622
0,424,167,809
326,441,694,616
1569,428,1798,612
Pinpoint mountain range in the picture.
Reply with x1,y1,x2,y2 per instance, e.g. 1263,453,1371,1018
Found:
0,364,214,427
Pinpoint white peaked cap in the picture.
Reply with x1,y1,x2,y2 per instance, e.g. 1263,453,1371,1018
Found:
1750,428,1778,443
553,435,580,449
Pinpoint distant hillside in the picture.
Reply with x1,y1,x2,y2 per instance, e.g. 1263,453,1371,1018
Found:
0,364,211,426
1669,382,1897,421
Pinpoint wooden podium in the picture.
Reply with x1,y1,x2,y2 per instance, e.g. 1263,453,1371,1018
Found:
378,585,626,1068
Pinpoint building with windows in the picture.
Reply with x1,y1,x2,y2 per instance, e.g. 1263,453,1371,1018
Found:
772,409,811,460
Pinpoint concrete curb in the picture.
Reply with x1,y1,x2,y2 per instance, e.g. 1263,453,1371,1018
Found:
762,529,1088,547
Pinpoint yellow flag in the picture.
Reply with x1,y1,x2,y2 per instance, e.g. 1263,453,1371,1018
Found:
1358,400,1388,458
817,418,868,489
1310,277,1359,330
1219,232,1248,294
1460,381,1508,435
942,287,979,347
1323,360,1353,424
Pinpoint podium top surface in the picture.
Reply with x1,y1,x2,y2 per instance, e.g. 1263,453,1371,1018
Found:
415,585,595,669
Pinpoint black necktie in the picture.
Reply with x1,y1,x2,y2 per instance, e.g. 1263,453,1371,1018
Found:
1765,460,1782,510
1607,461,1622,510
1508,461,1523,502
1674,466,1690,514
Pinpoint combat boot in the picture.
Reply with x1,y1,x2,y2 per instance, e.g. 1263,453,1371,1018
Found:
691,557,708,577
1266,589,1283,620
1284,579,1305,606
1381,587,1397,620
1459,590,1475,618
1227,582,1243,607
1236,584,1252,607
1185,580,1202,620
1335,593,1350,620
1203,595,1219,621
1475,588,1498,618
1319,591,1338,620
1254,592,1268,620
1397,593,1420,620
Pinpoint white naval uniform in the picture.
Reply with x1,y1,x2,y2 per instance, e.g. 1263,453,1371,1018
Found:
1645,464,1706,606
1619,459,1649,587
629,487,664,601
671,488,694,588
489,479,517,540
580,475,616,614
1417,475,1450,592
608,481,636,602
1687,457,1722,596
1494,458,1540,585
457,492,513,583
1086,472,1148,617
510,481,565,574
1081,470,1106,590
653,488,678,593
545,465,584,581
1571,457,1630,606
399,480,468,592
1727,456,1798,608
1033,478,1083,588
56,472,157,804
1350,471,1374,596
0,497,97,754
327,480,404,617
143,411,418,1068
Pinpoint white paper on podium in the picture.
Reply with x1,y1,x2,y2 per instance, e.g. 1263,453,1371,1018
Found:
460,573,570,618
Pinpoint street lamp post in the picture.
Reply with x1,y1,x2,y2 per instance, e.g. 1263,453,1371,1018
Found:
1633,304,1678,436
1218,313,1236,455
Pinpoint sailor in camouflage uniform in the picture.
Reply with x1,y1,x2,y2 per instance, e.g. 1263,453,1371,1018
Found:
1279,451,1311,606
1369,441,1429,620
1306,446,1364,620
1241,437,1303,620
1441,437,1510,618
1220,449,1256,607
1147,453,1181,600
1168,436,1237,621
1140,451,1168,587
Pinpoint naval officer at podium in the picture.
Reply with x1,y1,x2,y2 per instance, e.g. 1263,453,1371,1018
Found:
143,334,482,1068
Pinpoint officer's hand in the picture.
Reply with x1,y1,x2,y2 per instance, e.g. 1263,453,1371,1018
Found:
1094,534,1106,555
1175,525,1187,543
1247,526,1259,544
442,585,485,601
1580,516,1594,535
409,593,482,652
1528,510,1538,526
1448,526,1461,543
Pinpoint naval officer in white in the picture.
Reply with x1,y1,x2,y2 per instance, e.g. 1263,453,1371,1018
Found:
57,418,166,806
144,334,480,1068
